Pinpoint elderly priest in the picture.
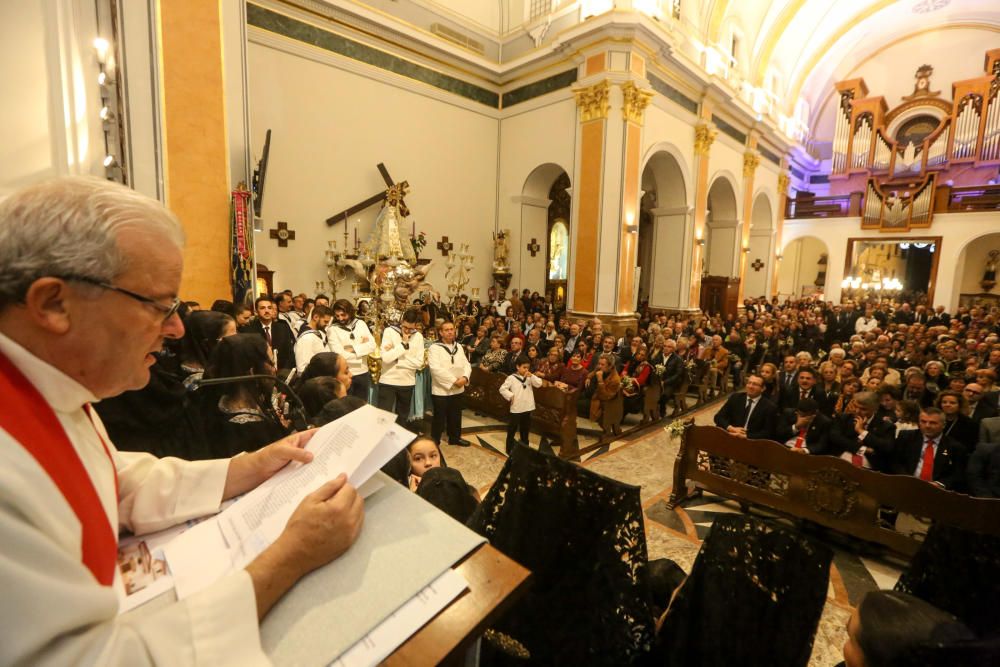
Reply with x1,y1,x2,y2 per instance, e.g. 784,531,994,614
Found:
0,178,364,665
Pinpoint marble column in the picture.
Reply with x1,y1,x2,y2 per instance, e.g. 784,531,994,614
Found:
736,146,760,303
567,48,653,335
687,113,718,309
159,0,232,304
772,172,791,297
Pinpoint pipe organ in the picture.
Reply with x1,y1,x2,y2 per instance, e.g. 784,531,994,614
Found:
861,175,937,232
830,49,1000,183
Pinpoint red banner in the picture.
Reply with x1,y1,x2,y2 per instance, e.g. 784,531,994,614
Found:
232,188,251,259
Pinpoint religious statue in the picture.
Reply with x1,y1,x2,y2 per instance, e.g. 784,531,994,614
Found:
982,250,999,293
492,229,511,271
363,183,417,264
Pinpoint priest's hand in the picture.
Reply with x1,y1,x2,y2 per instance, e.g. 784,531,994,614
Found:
223,429,317,500
247,473,364,619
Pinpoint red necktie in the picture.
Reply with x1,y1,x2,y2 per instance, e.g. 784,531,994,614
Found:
794,428,806,449
919,439,935,481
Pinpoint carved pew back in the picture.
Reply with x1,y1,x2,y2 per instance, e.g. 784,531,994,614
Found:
464,367,579,456
668,424,1000,557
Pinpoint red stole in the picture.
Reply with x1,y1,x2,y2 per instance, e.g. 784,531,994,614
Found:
0,350,118,586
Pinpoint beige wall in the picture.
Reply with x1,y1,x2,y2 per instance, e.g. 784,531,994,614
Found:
777,236,827,299
497,96,577,296
247,39,500,297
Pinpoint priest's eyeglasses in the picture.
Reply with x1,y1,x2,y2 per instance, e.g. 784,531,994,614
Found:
62,275,182,322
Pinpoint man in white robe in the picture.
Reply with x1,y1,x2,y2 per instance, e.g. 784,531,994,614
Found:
0,177,364,665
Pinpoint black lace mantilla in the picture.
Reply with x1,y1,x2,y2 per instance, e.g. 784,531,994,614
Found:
468,445,654,665
657,514,833,667
895,522,1000,638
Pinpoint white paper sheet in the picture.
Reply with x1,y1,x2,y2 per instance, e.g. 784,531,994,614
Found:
330,569,468,667
164,405,413,599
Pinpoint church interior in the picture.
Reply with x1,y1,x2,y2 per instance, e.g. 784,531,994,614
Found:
4,0,1000,665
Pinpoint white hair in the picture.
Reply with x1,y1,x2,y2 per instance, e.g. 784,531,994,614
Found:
0,177,184,307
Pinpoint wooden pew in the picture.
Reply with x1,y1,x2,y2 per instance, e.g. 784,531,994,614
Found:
464,367,579,457
668,424,1000,557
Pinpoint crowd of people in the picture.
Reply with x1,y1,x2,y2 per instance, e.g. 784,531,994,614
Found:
131,285,1000,499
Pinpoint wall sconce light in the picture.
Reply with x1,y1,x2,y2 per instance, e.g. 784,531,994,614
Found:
742,244,750,253
695,238,705,246
624,212,638,234
775,253,783,261
93,37,110,63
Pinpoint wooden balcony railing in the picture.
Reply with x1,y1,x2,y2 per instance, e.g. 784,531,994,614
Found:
785,183,1000,219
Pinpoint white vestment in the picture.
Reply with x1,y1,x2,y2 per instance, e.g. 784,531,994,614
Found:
0,332,267,666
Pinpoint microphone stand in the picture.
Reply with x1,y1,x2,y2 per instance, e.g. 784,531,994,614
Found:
191,374,310,432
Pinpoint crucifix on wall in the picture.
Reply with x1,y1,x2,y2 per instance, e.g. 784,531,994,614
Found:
526,238,541,257
437,236,454,256
269,221,296,247
751,258,765,272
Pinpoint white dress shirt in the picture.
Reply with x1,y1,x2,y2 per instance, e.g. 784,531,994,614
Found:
0,332,265,666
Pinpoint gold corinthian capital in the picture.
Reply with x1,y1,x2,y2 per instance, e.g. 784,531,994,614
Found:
620,81,654,125
573,80,611,122
694,123,717,156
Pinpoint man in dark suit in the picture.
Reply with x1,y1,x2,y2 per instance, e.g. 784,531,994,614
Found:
828,391,896,471
775,398,832,455
239,295,296,372
965,383,999,424
776,355,799,397
714,374,778,441
658,338,686,416
780,366,828,414
891,407,968,491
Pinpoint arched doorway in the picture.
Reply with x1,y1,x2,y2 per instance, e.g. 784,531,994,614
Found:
777,236,829,299
518,164,571,304
638,148,689,309
546,173,571,309
700,176,740,316
705,176,740,277
744,192,775,300
952,232,1000,311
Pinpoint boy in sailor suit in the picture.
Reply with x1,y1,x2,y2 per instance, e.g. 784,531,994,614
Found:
499,355,543,453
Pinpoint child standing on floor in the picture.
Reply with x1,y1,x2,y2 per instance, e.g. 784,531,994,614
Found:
499,354,543,453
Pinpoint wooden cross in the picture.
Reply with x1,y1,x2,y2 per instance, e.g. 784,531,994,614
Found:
325,163,409,226
269,221,296,247
436,236,454,256
527,238,541,257
751,258,765,272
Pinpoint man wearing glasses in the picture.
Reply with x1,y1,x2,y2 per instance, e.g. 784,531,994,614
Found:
377,308,425,426
0,177,364,664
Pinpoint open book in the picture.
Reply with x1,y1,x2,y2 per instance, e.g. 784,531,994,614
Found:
157,404,410,599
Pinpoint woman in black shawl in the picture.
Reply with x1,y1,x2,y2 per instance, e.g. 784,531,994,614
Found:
199,333,290,457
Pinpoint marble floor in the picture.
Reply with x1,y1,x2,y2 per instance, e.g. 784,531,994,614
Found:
439,399,908,667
